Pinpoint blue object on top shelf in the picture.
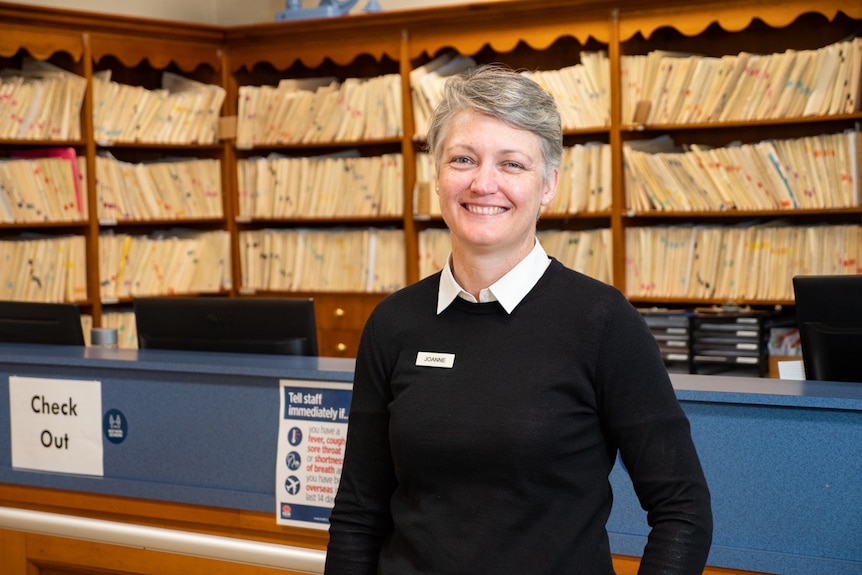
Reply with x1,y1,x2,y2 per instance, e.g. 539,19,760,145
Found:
364,0,382,11
276,0,381,21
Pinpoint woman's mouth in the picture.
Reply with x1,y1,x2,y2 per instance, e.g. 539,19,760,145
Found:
464,204,507,215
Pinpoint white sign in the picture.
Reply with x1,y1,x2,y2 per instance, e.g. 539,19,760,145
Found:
9,375,104,476
276,379,351,529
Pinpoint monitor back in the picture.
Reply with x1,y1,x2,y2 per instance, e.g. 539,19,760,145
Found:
0,301,85,345
792,275,862,383
134,297,318,356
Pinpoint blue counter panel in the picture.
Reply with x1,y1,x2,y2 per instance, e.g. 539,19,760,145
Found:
2,344,861,574
0,344,353,511
607,375,862,575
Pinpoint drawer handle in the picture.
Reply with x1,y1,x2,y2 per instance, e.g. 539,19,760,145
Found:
334,308,345,318
336,343,347,353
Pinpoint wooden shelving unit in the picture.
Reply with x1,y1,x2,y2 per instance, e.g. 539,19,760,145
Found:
0,0,860,357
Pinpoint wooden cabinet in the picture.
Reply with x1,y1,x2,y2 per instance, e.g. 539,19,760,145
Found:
227,22,406,353
90,39,230,307
1,0,861,355
226,21,407,356
615,4,862,307
0,16,91,315
0,5,227,334
407,7,617,284
312,292,385,357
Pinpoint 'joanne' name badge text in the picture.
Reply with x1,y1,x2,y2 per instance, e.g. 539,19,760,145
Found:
416,352,455,368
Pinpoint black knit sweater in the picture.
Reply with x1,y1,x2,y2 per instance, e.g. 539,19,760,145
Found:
325,260,712,574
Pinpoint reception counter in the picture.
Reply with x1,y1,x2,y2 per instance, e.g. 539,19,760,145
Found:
608,374,862,575
1,343,860,575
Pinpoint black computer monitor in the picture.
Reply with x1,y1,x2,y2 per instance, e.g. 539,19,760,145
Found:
792,275,862,383
134,297,318,356
0,301,85,345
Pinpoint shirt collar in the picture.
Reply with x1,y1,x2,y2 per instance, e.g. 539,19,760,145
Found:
437,240,551,314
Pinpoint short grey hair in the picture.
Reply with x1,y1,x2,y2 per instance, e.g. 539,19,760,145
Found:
426,64,563,182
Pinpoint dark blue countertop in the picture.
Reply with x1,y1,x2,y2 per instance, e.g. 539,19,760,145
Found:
0,343,356,381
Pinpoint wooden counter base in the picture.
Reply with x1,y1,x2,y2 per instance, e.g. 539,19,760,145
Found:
1,484,764,575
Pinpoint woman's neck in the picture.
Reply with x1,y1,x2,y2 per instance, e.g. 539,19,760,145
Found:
450,241,534,299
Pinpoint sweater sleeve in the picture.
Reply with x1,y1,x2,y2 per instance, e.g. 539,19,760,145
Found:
595,297,713,575
324,312,397,575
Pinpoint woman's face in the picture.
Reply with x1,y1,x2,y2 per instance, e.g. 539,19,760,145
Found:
435,110,558,261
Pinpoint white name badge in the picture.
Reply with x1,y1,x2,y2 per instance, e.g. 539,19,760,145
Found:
416,352,455,368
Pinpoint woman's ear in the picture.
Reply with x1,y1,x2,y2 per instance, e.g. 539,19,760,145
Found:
541,167,560,205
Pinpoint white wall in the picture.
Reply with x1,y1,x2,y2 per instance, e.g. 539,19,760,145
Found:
7,0,502,26
8,0,222,24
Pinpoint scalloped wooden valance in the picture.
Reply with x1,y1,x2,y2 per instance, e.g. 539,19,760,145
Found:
618,0,862,40
228,35,402,73
5,0,860,74
88,33,223,73
405,17,612,60
0,26,84,62
226,16,403,73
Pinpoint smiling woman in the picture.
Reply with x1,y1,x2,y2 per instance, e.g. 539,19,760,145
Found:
324,64,713,575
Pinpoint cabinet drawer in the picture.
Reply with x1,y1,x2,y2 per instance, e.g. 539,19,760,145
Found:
314,296,366,330
313,294,384,330
318,328,363,358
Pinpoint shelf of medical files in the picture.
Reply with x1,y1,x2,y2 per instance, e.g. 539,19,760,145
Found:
0,127,92,314
615,112,862,314
617,103,862,216
94,137,233,308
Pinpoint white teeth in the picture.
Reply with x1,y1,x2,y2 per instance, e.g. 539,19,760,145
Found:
466,205,506,215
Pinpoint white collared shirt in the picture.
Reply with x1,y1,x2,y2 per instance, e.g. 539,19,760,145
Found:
437,240,552,314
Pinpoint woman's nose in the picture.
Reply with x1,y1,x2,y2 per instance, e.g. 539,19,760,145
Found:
470,163,498,194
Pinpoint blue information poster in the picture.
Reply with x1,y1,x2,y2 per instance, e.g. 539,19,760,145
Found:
276,379,352,529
